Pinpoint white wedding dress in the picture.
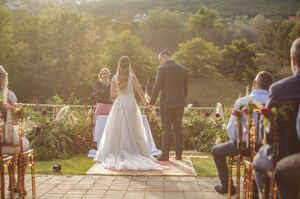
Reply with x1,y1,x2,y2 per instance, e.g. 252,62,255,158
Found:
95,74,163,170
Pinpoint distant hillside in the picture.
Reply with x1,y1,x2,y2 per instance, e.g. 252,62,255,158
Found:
77,0,300,18
2,0,299,18
187,75,247,107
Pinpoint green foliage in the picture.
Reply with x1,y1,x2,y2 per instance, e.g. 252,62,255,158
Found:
148,107,229,152
9,8,103,102
182,109,228,152
25,95,91,160
223,16,256,45
174,38,221,76
1,1,299,106
3,0,299,18
137,7,186,52
188,6,224,44
0,6,13,64
99,30,155,85
219,39,257,82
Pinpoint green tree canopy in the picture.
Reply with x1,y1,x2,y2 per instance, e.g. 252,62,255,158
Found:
0,6,14,65
10,8,103,102
137,7,186,52
219,39,257,82
188,6,224,44
99,30,156,86
173,37,221,76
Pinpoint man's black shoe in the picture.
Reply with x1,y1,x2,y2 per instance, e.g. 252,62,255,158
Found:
214,184,236,195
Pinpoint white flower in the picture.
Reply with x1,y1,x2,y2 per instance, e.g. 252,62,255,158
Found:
215,137,222,145
222,122,227,131
215,102,225,119
68,113,78,127
55,105,69,122
144,93,150,101
86,108,93,117
24,119,36,132
187,104,193,109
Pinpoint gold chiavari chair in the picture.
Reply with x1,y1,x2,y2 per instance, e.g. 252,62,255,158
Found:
262,100,300,199
14,105,36,199
0,144,15,199
228,107,245,199
242,102,263,199
1,105,36,199
0,105,21,199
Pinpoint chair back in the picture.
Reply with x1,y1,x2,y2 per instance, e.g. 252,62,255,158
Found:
244,101,264,162
269,100,300,166
0,104,24,156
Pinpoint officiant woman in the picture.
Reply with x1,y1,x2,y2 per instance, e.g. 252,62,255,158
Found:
93,67,113,116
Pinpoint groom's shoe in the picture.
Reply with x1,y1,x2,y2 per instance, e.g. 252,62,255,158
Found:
156,156,169,161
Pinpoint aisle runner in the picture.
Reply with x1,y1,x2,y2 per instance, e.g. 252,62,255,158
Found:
87,157,197,176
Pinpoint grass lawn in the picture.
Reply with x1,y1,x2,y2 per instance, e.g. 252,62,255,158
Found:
32,156,94,175
31,154,221,176
191,155,218,177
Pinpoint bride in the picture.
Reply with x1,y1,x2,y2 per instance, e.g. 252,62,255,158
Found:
95,56,164,171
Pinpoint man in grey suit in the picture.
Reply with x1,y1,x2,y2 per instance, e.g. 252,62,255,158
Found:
149,50,188,161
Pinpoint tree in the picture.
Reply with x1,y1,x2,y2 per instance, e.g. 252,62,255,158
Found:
219,39,257,82
255,18,299,70
99,30,156,86
137,7,186,52
0,7,31,97
222,16,256,45
173,37,221,76
188,6,224,44
9,8,103,102
0,6,14,65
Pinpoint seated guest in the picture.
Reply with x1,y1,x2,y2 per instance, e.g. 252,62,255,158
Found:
212,71,274,196
273,152,300,199
0,65,30,193
254,38,300,199
93,67,113,116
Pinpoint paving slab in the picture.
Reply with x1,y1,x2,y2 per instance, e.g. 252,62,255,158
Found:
3,174,231,198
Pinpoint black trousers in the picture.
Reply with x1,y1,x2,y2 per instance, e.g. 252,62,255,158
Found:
160,107,184,157
273,153,300,199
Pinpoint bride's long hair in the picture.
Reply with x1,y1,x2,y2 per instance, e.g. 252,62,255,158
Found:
117,56,132,91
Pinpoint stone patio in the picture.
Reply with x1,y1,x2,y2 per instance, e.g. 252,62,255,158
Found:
7,174,229,199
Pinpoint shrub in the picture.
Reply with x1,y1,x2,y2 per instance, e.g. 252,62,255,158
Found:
147,106,230,152
25,95,91,160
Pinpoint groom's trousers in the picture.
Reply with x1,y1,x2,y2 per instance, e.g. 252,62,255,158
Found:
160,107,184,158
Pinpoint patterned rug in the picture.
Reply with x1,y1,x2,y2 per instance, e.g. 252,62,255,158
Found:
86,156,199,176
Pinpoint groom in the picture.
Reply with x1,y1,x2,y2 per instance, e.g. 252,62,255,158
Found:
149,50,188,161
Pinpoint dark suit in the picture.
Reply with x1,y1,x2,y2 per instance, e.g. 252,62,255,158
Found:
254,72,300,194
150,60,188,157
273,153,300,199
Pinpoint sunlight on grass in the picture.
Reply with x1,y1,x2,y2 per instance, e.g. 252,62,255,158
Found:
191,153,243,177
30,154,240,177
191,154,218,177
32,156,94,175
